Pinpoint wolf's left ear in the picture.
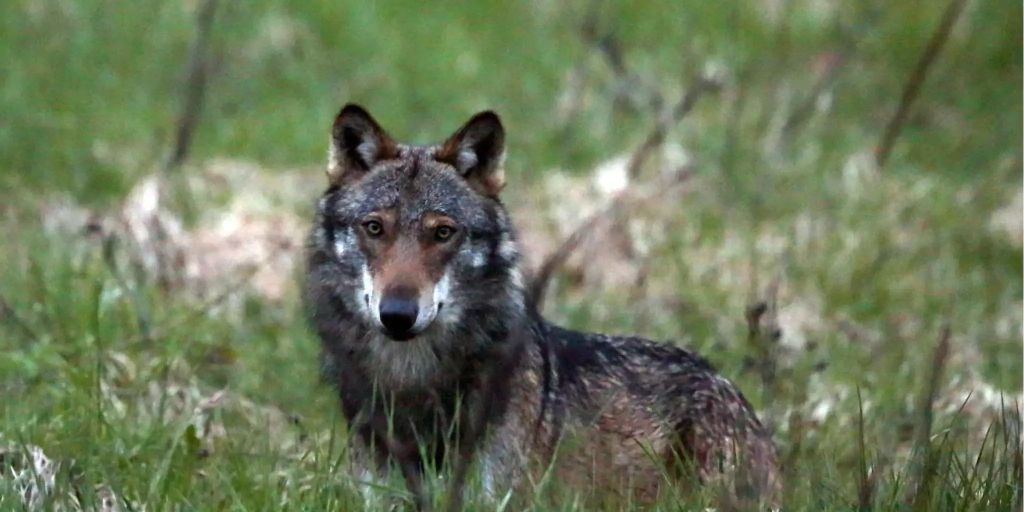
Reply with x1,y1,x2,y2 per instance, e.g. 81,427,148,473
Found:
437,111,506,197
327,104,397,186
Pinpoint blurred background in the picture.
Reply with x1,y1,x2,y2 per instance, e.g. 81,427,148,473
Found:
0,0,1021,509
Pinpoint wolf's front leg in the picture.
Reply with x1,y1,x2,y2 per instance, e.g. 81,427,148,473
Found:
348,421,433,511
343,442,409,511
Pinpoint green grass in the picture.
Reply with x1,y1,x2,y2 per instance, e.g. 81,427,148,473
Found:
1,0,1021,510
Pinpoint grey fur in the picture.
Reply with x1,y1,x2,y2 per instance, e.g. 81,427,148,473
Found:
305,105,780,509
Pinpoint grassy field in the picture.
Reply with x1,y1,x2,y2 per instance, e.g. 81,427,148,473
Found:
1,0,1021,510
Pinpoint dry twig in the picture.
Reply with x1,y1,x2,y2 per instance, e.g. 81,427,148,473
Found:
580,10,664,114
626,76,721,180
165,0,219,173
856,387,875,511
904,323,952,509
781,50,849,139
528,75,719,309
101,235,154,343
875,0,968,168
0,290,38,343
527,166,692,311
744,277,781,396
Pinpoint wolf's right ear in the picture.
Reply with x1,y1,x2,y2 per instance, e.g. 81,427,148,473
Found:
327,104,397,186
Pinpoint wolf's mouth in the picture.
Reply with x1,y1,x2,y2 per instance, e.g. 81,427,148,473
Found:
384,330,417,342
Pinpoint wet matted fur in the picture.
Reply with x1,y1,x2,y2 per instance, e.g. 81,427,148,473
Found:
305,104,780,509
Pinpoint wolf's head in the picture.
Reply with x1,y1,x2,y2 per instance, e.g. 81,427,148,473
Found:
307,105,526,389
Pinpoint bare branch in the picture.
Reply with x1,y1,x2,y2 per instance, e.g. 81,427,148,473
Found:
856,387,875,511
164,0,219,173
781,50,848,139
875,0,968,168
528,72,719,309
0,291,38,344
744,277,783,434
903,323,953,508
580,8,664,114
626,75,721,180
101,234,153,343
528,166,692,311
744,276,781,395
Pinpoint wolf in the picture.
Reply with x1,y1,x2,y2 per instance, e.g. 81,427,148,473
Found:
305,104,780,509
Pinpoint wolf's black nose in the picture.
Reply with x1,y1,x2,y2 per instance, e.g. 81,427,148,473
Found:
379,297,418,340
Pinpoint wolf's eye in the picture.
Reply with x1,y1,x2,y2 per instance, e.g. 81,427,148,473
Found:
434,225,456,242
363,220,384,237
